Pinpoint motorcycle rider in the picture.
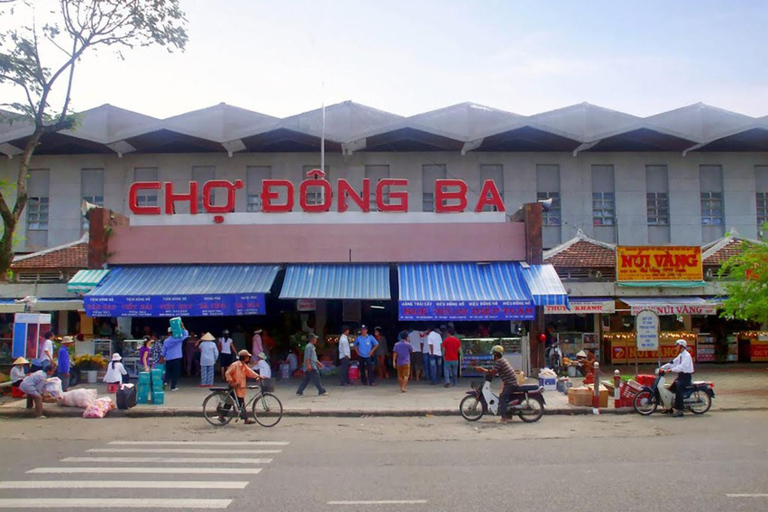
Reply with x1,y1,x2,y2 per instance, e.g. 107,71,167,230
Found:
661,339,695,417
475,345,519,424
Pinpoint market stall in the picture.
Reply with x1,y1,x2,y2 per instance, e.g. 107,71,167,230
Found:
736,332,768,362
605,331,698,364
461,336,523,377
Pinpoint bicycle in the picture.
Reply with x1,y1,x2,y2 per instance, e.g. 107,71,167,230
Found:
202,384,283,427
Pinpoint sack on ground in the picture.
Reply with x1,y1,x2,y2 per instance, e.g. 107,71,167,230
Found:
116,384,137,410
42,377,63,399
60,388,98,408
83,397,115,418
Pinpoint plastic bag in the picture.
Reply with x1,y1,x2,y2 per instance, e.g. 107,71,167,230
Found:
83,397,115,418
42,377,63,399
60,388,98,408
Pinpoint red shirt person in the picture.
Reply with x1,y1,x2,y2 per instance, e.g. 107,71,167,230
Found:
442,330,462,388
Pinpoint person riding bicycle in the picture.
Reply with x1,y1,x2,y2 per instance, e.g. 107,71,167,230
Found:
661,339,695,417
475,345,520,424
221,349,264,425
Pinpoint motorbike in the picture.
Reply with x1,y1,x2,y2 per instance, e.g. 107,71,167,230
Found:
633,368,715,416
545,341,563,375
460,373,546,423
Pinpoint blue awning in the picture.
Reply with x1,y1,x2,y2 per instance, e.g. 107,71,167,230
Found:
280,264,391,300
84,265,280,317
398,262,536,321
519,264,569,306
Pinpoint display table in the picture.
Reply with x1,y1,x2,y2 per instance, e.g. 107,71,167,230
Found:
461,337,522,377
605,332,698,364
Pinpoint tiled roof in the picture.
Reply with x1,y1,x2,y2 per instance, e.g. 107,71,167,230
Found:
544,232,616,268
12,237,88,270
702,236,750,266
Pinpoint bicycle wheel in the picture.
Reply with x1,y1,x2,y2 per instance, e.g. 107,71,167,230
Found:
203,392,235,426
459,395,484,421
251,392,283,427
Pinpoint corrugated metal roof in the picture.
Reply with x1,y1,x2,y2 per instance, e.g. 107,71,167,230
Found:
280,264,390,299
89,265,280,296
398,262,532,303
519,264,569,306
68,269,110,293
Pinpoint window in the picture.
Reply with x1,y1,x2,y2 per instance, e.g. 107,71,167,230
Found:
365,165,390,209
192,166,216,210
536,165,561,226
591,165,616,243
81,168,104,231
645,165,670,225
246,166,272,212
134,167,158,208
700,165,724,242
302,165,329,206
422,164,446,212
756,166,768,229
480,164,504,212
26,169,50,248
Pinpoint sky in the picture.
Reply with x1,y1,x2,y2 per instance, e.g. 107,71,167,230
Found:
3,0,768,120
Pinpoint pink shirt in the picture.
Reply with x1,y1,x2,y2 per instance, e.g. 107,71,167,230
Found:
252,334,263,356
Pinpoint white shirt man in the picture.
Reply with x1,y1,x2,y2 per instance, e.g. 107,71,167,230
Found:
663,345,694,374
40,335,54,365
428,330,443,356
338,333,351,360
253,358,272,379
408,330,422,353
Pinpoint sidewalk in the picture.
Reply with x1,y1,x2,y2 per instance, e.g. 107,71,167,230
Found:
2,364,767,418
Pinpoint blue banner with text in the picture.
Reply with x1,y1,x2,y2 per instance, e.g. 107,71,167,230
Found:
84,294,266,318
398,301,535,321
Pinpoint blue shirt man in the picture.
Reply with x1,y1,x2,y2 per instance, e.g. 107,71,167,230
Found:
354,331,379,358
161,329,188,361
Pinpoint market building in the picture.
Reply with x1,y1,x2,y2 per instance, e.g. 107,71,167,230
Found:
2,100,768,373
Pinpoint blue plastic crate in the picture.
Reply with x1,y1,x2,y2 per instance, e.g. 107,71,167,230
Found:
152,391,165,405
138,372,150,384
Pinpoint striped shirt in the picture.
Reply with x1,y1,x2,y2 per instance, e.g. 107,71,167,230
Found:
494,358,517,386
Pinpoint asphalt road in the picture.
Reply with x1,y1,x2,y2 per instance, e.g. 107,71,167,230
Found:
0,411,766,511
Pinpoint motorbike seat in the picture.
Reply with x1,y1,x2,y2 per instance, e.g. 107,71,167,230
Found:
516,384,541,392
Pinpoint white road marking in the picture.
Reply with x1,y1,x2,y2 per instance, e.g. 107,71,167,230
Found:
727,494,768,498
88,448,281,455
327,501,428,505
27,467,262,475
62,457,272,464
0,499,231,509
109,440,288,446
0,481,249,489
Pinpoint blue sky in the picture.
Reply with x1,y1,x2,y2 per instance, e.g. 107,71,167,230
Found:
5,0,768,118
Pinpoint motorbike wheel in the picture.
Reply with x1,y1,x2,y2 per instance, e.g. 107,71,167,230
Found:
687,390,712,415
518,396,544,423
459,395,484,421
633,390,658,416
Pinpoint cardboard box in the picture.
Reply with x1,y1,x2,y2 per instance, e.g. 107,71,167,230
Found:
568,387,592,407
587,384,610,407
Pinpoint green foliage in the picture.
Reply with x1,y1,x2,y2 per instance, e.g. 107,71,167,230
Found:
719,230,768,324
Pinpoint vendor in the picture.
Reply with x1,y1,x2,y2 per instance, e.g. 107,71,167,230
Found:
575,350,596,378
10,357,28,387
104,353,128,385
252,352,272,390
19,364,56,418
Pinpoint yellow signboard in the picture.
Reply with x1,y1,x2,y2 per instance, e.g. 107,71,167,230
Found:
616,246,703,282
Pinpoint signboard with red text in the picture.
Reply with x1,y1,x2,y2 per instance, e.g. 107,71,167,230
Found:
617,246,703,282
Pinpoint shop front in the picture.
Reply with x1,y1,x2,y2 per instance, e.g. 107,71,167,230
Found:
543,298,614,361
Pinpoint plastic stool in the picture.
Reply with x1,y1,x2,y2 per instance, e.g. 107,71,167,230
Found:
106,383,119,393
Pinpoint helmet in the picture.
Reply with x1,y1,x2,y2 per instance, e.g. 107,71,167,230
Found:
675,339,688,348
490,345,504,356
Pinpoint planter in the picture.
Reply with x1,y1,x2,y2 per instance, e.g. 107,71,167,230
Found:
86,370,98,384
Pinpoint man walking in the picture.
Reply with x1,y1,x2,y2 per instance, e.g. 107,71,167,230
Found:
408,328,424,381
57,336,74,392
354,325,379,386
427,327,443,385
297,334,327,396
442,328,461,388
338,326,351,386
392,331,414,393
162,323,188,392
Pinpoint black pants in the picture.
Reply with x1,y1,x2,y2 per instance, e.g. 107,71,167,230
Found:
671,372,692,411
359,356,375,385
221,396,247,420
499,383,520,418
166,358,182,389
339,357,350,385
297,369,326,395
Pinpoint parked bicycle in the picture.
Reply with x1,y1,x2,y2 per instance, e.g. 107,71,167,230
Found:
202,384,283,427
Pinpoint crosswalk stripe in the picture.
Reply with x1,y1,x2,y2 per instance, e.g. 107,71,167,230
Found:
0,498,231,509
62,457,272,464
88,448,281,455
28,467,262,475
109,441,288,446
0,481,249,489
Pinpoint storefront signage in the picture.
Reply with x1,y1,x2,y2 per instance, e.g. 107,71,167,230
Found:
128,177,505,216
617,246,703,282
84,294,266,318
751,339,768,362
628,303,717,316
398,301,534,321
544,300,615,315
636,310,660,351
296,299,316,312
611,344,697,364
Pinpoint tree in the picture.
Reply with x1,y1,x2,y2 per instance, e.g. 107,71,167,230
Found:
719,231,768,325
0,0,187,275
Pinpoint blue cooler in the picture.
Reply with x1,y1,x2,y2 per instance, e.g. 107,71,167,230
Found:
169,317,184,338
